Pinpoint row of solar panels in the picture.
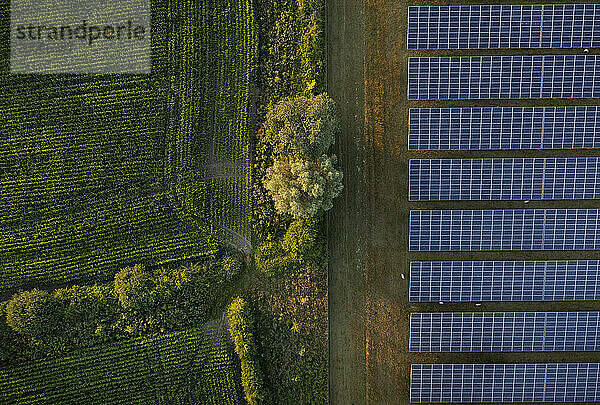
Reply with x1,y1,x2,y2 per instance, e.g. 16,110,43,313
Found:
409,158,600,200
408,55,600,99
409,106,600,150
410,209,600,251
408,5,600,49
411,363,600,402
410,261,600,301
411,312,600,352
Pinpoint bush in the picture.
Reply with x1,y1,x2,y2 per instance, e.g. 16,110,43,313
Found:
263,93,338,158
228,297,265,405
5,289,62,337
263,154,343,218
54,284,119,345
281,217,322,262
113,264,154,311
220,255,243,283
255,218,323,275
254,240,292,276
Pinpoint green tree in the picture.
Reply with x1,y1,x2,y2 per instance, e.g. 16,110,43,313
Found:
263,154,343,218
113,264,154,311
5,289,62,337
264,93,338,157
254,240,291,276
281,217,322,262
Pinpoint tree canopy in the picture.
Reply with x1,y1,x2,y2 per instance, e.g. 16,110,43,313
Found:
263,93,339,158
6,289,62,337
263,154,343,218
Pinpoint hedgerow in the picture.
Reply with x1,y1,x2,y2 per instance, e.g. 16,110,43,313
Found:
297,0,325,95
250,0,330,402
228,297,265,405
0,256,243,363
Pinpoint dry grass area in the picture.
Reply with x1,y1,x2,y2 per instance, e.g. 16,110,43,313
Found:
329,0,600,404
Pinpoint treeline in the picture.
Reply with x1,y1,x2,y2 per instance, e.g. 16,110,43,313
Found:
253,0,340,269
245,0,332,403
0,255,241,364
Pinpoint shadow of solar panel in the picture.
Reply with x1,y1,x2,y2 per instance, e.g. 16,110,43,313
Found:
407,56,600,100
409,158,600,200
410,363,600,403
409,260,600,302
408,5,600,49
409,209,600,251
410,312,600,352
408,107,600,150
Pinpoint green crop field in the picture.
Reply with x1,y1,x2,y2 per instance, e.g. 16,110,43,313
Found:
0,0,256,292
0,323,241,404
0,76,219,292
165,0,256,253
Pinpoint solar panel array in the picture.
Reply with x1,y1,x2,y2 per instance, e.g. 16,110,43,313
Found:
407,5,600,401
409,158,600,201
407,55,600,100
410,312,600,352
408,4,600,50
410,363,600,403
408,107,600,150
409,261,600,302
409,209,600,251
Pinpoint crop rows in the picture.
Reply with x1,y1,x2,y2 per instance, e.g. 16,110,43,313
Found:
0,75,217,292
1,79,165,220
0,0,254,290
165,0,256,251
0,194,217,292
165,0,255,169
0,326,240,404
175,172,251,248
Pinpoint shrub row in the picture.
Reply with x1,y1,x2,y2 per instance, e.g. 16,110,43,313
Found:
1,256,242,364
297,0,325,95
253,0,328,241
227,297,265,405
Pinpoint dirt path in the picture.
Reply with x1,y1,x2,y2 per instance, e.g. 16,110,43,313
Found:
211,223,252,254
326,0,368,403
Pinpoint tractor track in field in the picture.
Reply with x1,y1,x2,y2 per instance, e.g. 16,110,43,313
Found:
155,72,252,254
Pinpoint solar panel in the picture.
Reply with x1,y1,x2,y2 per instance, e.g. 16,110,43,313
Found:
409,209,600,251
407,55,600,100
409,261,600,302
410,363,600,403
410,312,600,352
408,5,600,49
409,158,600,201
408,107,600,150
